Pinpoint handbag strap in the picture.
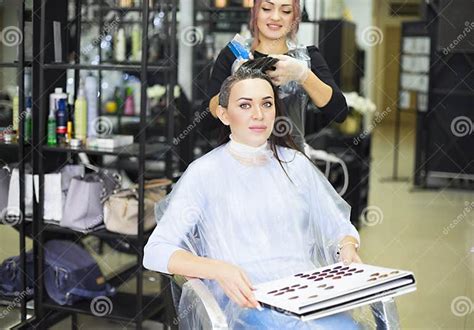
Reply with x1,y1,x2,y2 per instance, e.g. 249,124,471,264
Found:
103,178,171,202
141,178,172,190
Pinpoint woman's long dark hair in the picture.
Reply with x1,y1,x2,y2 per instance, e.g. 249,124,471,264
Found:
217,58,305,178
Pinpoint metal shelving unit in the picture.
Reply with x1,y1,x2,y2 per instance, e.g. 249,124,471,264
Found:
30,0,178,328
414,1,474,188
189,1,251,158
0,1,33,327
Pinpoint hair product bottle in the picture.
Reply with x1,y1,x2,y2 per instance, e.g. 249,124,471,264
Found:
24,95,32,143
85,74,98,137
56,98,68,145
115,28,126,62
12,87,19,135
74,82,87,142
47,107,57,146
124,87,135,116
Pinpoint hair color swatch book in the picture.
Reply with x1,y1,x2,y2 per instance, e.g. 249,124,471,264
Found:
254,262,416,321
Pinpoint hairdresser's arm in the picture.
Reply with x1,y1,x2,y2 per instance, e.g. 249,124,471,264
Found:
305,46,349,123
301,71,334,108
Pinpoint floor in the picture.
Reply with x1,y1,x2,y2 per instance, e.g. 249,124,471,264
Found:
359,121,473,329
0,120,472,329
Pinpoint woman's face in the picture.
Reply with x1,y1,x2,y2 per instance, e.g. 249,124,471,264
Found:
256,0,295,42
219,78,276,147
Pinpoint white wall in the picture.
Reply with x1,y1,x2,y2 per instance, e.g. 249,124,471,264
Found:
297,0,376,100
344,0,375,99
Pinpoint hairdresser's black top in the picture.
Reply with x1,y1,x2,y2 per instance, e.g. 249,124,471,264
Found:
208,44,348,123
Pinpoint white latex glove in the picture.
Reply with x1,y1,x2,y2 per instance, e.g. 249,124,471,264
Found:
231,53,255,75
266,54,310,86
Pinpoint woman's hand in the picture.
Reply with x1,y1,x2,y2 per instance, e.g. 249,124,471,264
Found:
212,261,261,309
266,54,310,86
338,244,362,265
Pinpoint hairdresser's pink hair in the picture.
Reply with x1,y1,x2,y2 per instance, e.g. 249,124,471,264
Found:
249,0,301,50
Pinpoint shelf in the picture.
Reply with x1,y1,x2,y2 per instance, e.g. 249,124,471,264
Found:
0,141,33,147
0,61,32,68
42,62,172,72
195,59,214,66
0,141,19,148
80,20,147,25
0,295,33,307
0,62,17,68
43,292,165,323
401,70,429,75
33,0,178,327
42,142,171,157
431,88,474,96
99,4,175,13
197,6,251,12
41,223,154,242
401,52,430,56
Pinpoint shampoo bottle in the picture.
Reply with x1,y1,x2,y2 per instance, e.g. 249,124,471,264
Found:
74,83,87,142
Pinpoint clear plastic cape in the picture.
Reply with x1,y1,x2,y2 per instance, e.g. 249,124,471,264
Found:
144,139,396,328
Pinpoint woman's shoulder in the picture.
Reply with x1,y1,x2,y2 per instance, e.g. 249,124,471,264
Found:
305,46,325,60
306,45,320,53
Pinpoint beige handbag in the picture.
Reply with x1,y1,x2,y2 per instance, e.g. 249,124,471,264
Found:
103,178,172,235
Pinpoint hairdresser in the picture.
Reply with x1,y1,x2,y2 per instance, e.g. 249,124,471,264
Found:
207,0,348,148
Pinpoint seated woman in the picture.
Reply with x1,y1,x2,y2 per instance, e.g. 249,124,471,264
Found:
144,61,362,329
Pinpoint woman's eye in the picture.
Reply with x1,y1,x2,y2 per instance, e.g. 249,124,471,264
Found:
262,7,271,12
263,102,273,108
240,103,251,109
282,11,292,14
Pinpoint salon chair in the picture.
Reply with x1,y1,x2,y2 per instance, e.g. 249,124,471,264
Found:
169,275,401,330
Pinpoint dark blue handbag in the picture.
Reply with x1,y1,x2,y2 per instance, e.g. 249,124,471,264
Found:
0,250,34,297
44,240,115,305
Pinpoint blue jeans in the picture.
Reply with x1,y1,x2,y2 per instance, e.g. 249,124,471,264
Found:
231,306,361,329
